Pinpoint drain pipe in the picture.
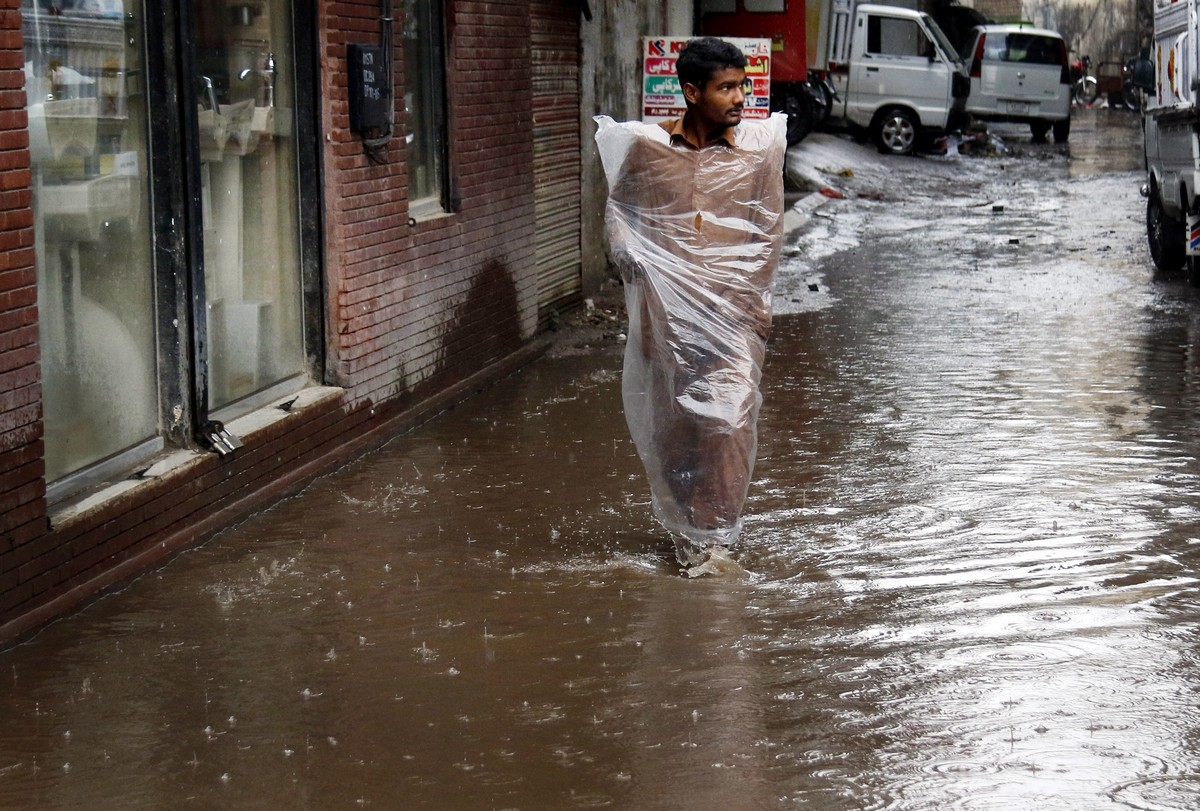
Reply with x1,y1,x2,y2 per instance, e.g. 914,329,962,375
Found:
363,0,394,159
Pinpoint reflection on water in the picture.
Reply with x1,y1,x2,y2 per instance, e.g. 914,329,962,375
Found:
2,113,1199,809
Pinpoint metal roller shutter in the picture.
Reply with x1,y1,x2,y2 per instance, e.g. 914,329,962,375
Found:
531,0,582,326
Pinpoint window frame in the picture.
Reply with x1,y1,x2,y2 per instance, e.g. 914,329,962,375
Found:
403,0,452,218
172,0,324,437
22,0,169,502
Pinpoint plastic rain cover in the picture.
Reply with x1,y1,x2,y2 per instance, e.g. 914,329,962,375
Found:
595,112,786,565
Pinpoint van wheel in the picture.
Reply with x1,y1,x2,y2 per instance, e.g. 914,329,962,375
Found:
1147,192,1185,271
874,108,917,156
1052,118,1070,142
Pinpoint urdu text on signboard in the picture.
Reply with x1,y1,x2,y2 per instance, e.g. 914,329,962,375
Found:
641,37,772,125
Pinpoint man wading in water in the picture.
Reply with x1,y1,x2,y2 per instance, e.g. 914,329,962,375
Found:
594,37,786,575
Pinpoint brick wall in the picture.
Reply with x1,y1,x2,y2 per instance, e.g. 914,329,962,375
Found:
0,0,43,622
972,0,1024,23
321,0,538,410
0,0,546,642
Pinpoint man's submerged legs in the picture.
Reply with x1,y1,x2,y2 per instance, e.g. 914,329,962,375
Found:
680,544,750,579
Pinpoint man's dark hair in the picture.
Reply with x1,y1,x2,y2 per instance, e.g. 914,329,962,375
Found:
676,37,747,89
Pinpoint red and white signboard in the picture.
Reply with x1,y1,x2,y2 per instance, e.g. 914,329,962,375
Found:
641,37,772,125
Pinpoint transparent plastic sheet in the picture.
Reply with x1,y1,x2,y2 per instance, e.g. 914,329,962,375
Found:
595,112,786,565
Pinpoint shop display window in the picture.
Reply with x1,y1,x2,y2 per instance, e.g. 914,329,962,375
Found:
194,0,305,412
22,0,159,487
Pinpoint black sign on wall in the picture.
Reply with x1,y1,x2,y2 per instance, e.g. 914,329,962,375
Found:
347,43,389,134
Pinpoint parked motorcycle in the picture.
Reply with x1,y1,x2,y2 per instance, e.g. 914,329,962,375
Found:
1121,52,1154,111
1071,55,1098,106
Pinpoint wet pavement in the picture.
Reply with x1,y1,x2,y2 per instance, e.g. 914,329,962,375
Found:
4,108,1200,809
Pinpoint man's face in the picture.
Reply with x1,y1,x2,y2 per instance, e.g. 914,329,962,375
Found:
684,66,747,131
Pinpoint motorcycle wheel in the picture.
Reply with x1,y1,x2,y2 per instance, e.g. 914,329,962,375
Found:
1074,77,1099,106
808,76,833,123
1122,84,1141,112
783,89,813,146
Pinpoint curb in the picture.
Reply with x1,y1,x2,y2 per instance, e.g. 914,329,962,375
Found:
784,190,832,235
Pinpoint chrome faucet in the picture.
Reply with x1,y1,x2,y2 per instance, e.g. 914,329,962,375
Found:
238,52,276,107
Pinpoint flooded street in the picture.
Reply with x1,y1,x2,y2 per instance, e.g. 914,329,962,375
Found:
4,108,1200,809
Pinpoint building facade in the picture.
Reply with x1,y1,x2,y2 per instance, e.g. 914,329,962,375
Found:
973,0,1023,23
0,0,583,642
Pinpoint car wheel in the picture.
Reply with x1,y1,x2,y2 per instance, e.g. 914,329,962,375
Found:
1147,191,1186,271
1052,118,1070,143
874,108,917,156
1188,254,1200,287
1030,121,1051,143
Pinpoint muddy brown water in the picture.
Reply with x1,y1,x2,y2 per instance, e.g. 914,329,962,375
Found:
3,109,1200,809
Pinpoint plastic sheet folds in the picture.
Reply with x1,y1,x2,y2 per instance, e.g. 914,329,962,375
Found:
595,113,786,564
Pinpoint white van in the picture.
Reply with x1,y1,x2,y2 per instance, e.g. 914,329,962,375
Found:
824,3,970,155
960,24,1073,142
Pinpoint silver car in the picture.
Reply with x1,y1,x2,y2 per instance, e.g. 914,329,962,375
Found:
960,24,1073,143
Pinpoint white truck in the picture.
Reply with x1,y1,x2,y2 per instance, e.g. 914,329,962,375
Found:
813,0,970,154
1144,0,1200,283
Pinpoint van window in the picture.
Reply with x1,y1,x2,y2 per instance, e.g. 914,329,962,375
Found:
988,33,1063,66
866,16,929,58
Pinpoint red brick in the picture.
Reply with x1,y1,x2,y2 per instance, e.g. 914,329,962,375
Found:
0,403,35,436
0,506,45,554
0,375,36,408
0,580,33,616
